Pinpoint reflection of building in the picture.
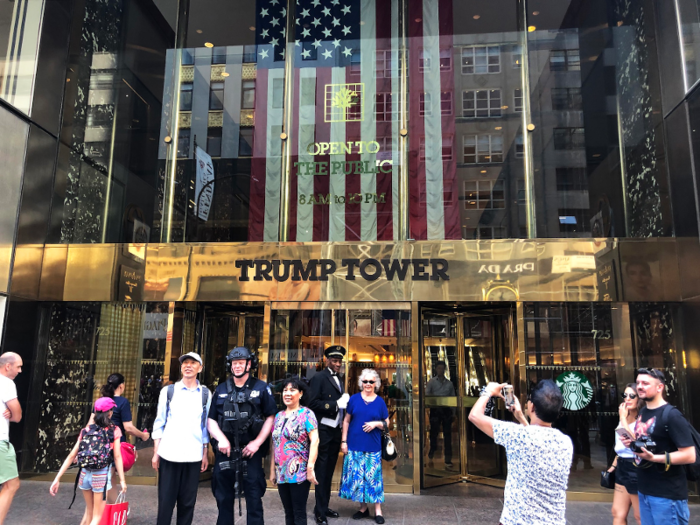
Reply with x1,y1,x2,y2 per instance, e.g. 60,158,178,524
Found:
2,0,700,504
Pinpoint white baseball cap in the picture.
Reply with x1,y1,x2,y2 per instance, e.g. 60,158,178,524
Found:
179,352,203,366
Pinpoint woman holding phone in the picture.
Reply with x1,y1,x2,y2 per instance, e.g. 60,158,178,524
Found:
608,383,644,525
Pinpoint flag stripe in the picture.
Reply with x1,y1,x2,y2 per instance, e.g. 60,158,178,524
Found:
391,0,400,240
329,66,347,242
297,68,317,241
422,0,446,240
313,67,332,242
375,0,393,241
408,4,427,240
360,0,378,241
248,68,269,241
263,68,285,242
289,67,301,242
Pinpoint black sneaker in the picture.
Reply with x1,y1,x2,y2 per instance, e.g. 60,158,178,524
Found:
353,509,370,520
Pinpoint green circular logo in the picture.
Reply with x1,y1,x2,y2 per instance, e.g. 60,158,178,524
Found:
556,371,594,411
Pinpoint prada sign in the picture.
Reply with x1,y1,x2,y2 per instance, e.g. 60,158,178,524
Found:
235,259,449,282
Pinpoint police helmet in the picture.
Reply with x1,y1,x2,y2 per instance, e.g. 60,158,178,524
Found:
226,346,259,373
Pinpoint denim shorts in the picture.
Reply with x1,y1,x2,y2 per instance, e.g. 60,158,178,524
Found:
78,466,112,493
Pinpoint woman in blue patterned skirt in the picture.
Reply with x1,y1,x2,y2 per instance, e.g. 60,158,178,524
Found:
339,368,389,524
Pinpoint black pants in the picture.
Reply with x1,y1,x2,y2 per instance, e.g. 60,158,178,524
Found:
314,425,341,518
212,449,266,525
278,481,311,525
157,458,201,525
429,408,453,462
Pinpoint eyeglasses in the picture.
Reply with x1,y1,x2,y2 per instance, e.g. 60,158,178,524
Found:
362,380,375,384
622,393,637,400
638,368,665,383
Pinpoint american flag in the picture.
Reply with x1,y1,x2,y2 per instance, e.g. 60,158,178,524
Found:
249,0,459,241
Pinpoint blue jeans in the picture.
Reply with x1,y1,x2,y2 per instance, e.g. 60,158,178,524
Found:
638,492,690,525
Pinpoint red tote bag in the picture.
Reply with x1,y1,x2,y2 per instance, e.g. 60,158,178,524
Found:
99,493,129,525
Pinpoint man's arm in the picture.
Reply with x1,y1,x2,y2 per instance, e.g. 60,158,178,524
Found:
467,382,504,439
150,387,167,470
636,446,696,466
307,375,337,418
6,398,21,423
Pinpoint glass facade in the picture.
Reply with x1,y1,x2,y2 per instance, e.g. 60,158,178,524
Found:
3,0,700,501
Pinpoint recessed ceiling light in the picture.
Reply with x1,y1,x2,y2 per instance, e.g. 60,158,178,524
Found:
205,42,214,48
528,25,536,32
481,170,487,173
249,26,255,31
532,11,540,15
593,153,601,157
495,126,502,130
501,105,509,109
473,15,480,20
196,29,203,34
415,18,421,22
221,72,230,77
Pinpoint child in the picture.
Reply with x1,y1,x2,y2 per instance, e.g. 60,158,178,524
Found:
49,397,127,525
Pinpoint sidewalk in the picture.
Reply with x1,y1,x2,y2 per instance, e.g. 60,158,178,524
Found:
9,480,697,524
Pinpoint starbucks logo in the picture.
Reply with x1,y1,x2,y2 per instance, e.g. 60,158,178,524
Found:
556,371,593,411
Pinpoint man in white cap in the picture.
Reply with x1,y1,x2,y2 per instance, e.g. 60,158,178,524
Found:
0,352,22,525
152,352,211,525
308,345,350,524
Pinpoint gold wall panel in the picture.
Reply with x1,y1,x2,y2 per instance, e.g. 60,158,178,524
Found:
10,238,690,303
0,244,13,294
10,244,43,298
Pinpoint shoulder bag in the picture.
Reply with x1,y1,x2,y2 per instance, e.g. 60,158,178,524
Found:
381,421,397,462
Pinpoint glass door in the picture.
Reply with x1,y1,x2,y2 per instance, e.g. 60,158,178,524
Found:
421,306,513,489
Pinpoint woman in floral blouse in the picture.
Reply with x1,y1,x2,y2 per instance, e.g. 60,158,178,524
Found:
270,377,319,525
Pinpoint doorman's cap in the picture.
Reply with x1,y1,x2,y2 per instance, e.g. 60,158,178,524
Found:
324,345,346,359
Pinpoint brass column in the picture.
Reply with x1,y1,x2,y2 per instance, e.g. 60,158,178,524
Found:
519,0,537,238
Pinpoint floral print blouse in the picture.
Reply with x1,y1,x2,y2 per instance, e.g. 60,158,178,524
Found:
272,406,318,484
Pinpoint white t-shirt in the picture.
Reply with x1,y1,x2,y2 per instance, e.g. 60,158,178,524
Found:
493,420,573,525
614,420,637,459
0,375,17,441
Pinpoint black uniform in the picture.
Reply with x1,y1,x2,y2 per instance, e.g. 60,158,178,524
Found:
307,368,345,520
208,375,276,525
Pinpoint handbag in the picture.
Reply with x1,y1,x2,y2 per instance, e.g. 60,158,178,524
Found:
99,492,129,525
381,421,397,462
120,442,137,473
600,466,616,489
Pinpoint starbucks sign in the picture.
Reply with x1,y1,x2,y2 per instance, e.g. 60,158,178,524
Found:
556,371,594,411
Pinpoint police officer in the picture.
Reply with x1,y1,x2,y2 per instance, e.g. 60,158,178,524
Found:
207,347,276,525
308,345,349,524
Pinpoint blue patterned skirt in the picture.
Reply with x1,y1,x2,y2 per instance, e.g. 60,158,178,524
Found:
339,450,384,504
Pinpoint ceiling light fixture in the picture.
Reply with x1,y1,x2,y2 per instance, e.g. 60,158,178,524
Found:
528,25,536,32
481,170,487,173
249,26,255,31
473,15,480,20
221,72,230,77
205,42,214,48
196,29,203,34
495,126,502,130
532,11,540,15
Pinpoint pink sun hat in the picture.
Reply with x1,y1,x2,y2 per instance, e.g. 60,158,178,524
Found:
94,397,117,412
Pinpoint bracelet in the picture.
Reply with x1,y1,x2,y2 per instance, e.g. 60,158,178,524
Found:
341,440,347,443
665,451,671,471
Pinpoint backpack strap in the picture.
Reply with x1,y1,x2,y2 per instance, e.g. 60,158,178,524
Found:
68,466,82,509
659,403,674,435
165,383,175,428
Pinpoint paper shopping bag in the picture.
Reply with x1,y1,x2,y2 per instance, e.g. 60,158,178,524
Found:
99,493,129,525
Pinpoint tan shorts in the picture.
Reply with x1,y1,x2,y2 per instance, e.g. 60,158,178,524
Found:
0,441,18,484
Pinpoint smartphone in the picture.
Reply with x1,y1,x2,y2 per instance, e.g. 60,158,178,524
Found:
616,427,634,441
503,385,515,407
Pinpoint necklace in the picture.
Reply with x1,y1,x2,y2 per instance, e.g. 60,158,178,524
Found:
362,394,376,405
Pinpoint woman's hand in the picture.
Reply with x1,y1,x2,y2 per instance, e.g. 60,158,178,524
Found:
120,481,127,493
49,480,59,496
362,421,380,433
307,465,318,485
269,467,277,485
341,442,348,454
607,465,616,473
619,402,628,422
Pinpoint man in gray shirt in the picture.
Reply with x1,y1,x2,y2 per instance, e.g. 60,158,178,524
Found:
426,361,455,466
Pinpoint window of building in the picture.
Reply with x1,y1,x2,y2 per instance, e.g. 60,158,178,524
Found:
239,128,254,157
553,127,585,150
556,167,588,191
514,88,523,112
177,129,191,158
512,45,522,68
440,48,452,71
464,180,506,210
550,49,581,71
350,51,361,75
420,92,431,116
441,91,452,115
419,136,453,162
461,45,500,74
516,179,526,205
376,49,396,78
558,208,590,233
376,92,395,121
182,49,194,65
207,128,222,157
180,82,193,112
551,87,582,110
515,135,524,158
212,46,227,64
241,80,256,110
243,45,257,63
463,226,507,239
209,81,224,110
463,134,503,163
419,49,431,72
462,89,502,118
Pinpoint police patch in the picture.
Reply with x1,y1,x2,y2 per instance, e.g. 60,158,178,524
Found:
250,390,260,398
219,394,227,398
267,387,272,395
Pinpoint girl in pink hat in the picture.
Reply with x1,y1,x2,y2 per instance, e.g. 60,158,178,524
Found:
49,397,127,525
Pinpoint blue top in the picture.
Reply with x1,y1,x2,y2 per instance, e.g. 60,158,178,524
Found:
346,393,389,453
111,396,132,443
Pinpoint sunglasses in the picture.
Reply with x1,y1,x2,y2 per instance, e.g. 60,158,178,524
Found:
622,393,637,400
362,380,375,384
638,367,665,383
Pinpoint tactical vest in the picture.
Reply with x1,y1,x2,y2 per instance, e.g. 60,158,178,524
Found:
219,376,265,442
